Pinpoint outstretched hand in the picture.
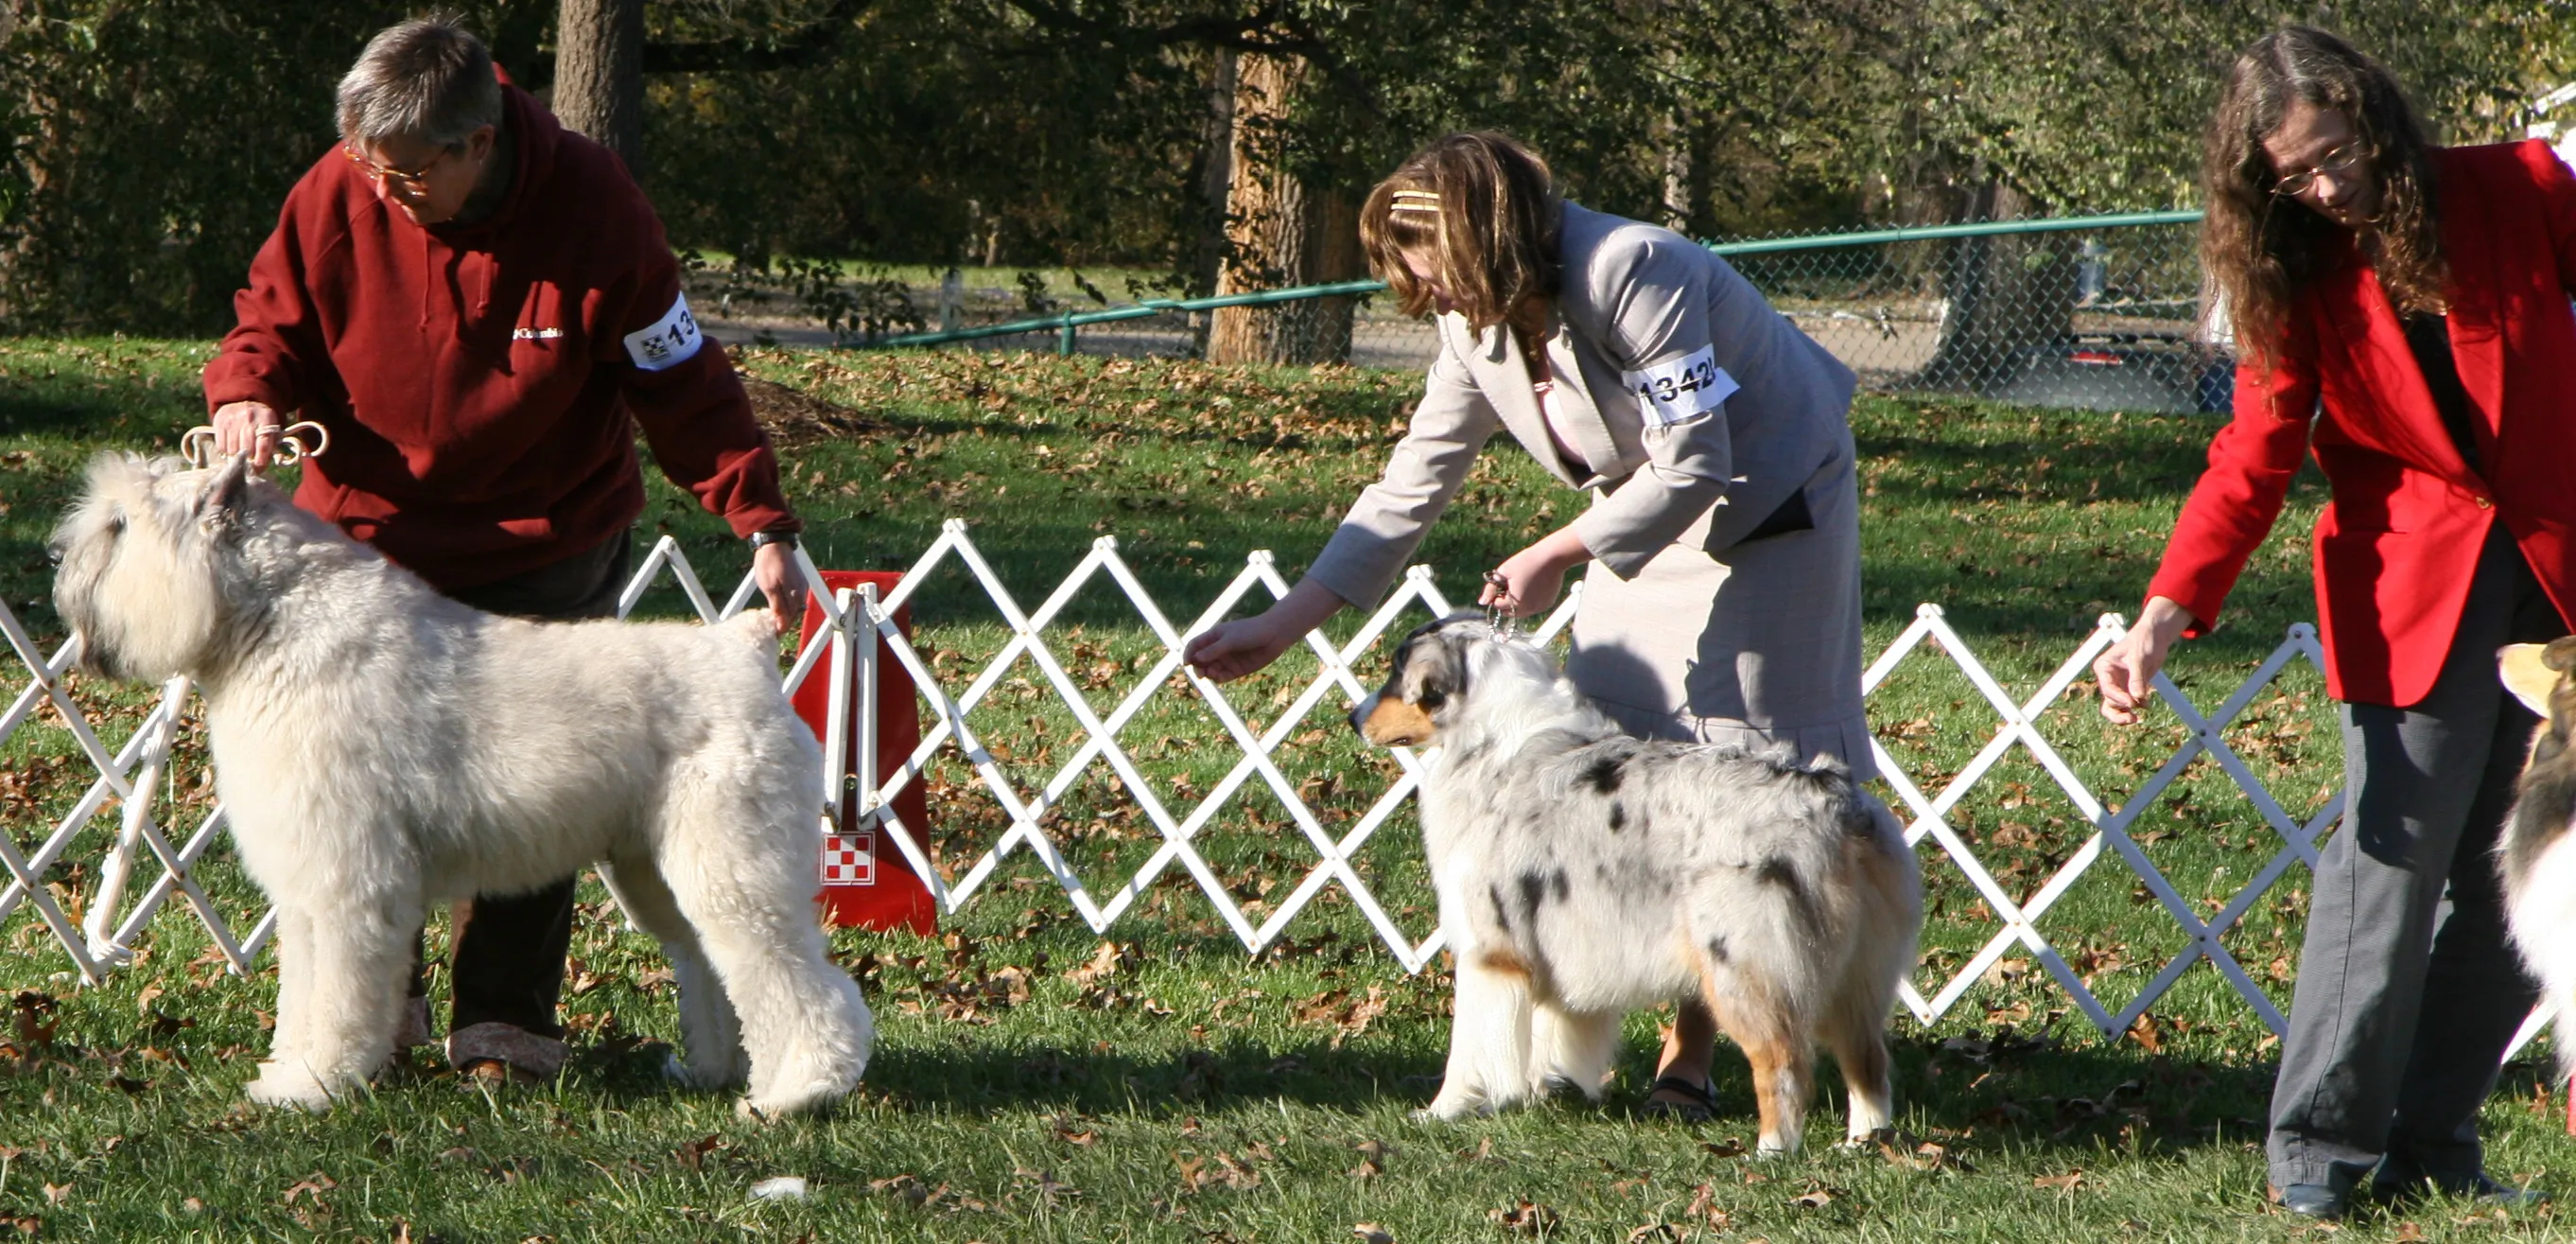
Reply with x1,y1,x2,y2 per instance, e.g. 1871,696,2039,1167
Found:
1183,577,1347,684
2095,596,2194,725
1184,615,1301,684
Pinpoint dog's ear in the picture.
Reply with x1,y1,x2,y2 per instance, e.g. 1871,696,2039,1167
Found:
2544,635,2576,675
2500,643,2560,719
195,454,253,534
1401,632,1461,711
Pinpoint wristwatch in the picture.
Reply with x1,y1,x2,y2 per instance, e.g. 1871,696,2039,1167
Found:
747,529,800,552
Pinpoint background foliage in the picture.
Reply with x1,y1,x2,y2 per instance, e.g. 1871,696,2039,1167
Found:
2,0,2574,334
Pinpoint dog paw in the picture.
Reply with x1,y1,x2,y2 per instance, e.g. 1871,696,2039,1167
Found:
244,1066,337,1112
740,1082,847,1119
662,1050,746,1092
1414,1095,1495,1122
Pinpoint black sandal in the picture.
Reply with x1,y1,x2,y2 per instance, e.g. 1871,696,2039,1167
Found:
1641,1074,1719,1124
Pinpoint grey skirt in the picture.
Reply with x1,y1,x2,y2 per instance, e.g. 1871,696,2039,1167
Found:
1564,451,1873,780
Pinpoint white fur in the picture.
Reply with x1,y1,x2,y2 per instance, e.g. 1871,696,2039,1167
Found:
2506,819,2576,1078
1353,617,1922,1153
50,454,872,1115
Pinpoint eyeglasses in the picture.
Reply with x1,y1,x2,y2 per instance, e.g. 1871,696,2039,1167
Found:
341,142,453,196
2271,140,2369,199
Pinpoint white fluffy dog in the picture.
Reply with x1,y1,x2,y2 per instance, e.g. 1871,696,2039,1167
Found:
1351,616,1922,1154
50,453,873,1114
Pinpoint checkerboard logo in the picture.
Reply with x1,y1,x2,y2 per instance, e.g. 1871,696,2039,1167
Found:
821,832,876,886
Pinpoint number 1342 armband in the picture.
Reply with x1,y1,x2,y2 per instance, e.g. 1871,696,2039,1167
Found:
1622,343,1739,429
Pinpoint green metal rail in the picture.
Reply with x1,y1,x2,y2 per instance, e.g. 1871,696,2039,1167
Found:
856,209,2207,354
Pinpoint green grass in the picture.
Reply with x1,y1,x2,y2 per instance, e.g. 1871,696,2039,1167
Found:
0,337,2564,1241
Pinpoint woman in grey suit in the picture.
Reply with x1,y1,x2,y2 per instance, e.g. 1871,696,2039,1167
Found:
1184,131,1871,1120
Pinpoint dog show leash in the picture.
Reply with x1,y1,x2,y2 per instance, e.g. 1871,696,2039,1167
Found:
178,420,331,470
1484,569,1522,640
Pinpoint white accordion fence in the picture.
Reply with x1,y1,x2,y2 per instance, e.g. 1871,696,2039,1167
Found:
0,526,2551,1055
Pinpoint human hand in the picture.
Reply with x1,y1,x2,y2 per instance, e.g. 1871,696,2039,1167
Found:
212,401,285,466
1184,579,1347,684
1184,613,1302,684
1478,528,1593,619
751,540,808,625
2095,596,2194,725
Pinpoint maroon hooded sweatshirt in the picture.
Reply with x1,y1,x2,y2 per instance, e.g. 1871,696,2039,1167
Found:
203,84,795,591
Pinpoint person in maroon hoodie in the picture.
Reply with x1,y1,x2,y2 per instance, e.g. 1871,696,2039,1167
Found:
203,17,807,1086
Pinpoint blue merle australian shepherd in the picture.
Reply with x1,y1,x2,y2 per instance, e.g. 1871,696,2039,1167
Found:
1352,615,1923,1153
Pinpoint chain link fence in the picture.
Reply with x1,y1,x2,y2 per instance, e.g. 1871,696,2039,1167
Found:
700,212,2224,413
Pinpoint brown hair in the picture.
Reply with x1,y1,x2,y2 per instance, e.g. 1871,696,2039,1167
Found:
2202,26,2445,367
1359,132,1563,335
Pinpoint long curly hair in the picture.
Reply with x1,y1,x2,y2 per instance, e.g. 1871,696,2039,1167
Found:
1358,132,1563,336
2202,26,2445,368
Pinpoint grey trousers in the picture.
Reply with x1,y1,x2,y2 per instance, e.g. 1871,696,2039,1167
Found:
2267,525,2556,1192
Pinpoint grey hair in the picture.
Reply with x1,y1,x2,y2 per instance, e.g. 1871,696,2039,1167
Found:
334,18,502,149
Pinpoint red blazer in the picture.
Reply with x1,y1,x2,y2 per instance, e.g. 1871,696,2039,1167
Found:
2149,141,2576,707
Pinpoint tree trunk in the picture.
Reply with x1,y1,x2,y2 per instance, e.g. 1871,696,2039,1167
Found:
552,0,646,177
1916,179,2076,394
1206,52,1358,365
1189,48,1237,355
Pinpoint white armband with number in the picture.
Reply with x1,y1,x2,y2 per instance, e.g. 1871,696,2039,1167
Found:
1623,343,1737,428
622,292,705,372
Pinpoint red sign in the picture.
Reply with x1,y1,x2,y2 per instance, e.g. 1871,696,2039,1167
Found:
792,572,937,935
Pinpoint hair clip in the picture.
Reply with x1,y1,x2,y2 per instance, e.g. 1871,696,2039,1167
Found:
1390,189,1442,215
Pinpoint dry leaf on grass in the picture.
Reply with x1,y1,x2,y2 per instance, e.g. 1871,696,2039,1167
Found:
1700,1138,1747,1159
868,1174,932,1208
672,1134,723,1172
1489,1200,1561,1235
39,1184,68,1208
2033,1169,2085,1191
278,1174,335,1205
1352,1225,1395,1244
1350,1137,1392,1178
1627,1226,1682,1243
1788,1183,1841,1209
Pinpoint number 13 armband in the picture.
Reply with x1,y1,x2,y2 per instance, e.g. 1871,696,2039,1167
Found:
1622,343,1738,429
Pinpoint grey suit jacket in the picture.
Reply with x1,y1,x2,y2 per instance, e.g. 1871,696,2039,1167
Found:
1305,202,1858,606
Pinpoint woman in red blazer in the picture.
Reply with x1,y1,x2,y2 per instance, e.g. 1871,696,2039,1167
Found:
2095,26,2567,1219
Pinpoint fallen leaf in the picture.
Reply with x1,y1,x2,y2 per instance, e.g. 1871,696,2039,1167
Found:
868,1174,931,1208
1700,1138,1747,1159
2034,1170,2084,1191
1789,1185,1836,1209
39,1185,68,1208
1489,1200,1560,1235
279,1173,336,1205
673,1134,722,1172
1627,1227,1681,1243
1352,1225,1394,1244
